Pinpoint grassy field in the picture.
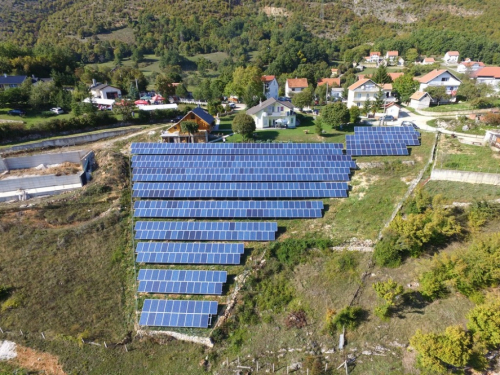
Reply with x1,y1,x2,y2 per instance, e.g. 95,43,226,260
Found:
423,99,500,112
0,108,74,129
424,180,500,203
435,134,500,172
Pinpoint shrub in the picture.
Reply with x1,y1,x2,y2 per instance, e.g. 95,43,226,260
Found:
255,274,294,313
373,229,403,267
467,298,500,348
327,306,364,334
482,112,500,126
374,304,391,320
268,238,332,268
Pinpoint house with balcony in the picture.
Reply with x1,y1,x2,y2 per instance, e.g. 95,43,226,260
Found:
365,52,381,63
90,80,122,100
457,60,485,74
385,51,399,63
246,98,296,129
417,69,461,97
261,75,279,99
444,51,460,64
285,78,308,97
471,67,500,93
346,79,397,108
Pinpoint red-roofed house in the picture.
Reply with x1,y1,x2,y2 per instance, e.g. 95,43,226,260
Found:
417,69,462,96
409,91,432,110
471,67,500,93
444,51,460,64
457,61,485,74
285,78,308,97
330,68,339,77
422,57,436,65
388,72,404,81
365,52,382,63
317,78,340,87
318,78,342,101
385,51,399,62
261,75,279,99
347,79,396,108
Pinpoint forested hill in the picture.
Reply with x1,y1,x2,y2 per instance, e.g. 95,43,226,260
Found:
0,0,500,73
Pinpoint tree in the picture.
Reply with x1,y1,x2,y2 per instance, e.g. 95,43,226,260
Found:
405,48,420,64
180,120,199,143
349,105,360,124
373,279,403,307
372,65,392,84
224,66,263,104
113,100,135,121
175,83,188,98
291,88,313,110
393,74,420,103
425,86,449,105
373,88,385,113
29,81,57,109
467,298,500,348
410,326,473,374
362,98,372,116
155,74,175,97
128,83,139,100
320,102,349,129
232,113,256,141
314,84,328,104
315,120,323,136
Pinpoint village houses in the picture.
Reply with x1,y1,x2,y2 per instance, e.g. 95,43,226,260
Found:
347,78,397,109
443,51,460,64
285,78,308,97
246,97,296,129
261,75,279,99
416,69,462,97
471,67,500,92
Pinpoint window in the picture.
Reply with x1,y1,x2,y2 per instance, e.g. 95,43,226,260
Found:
357,93,362,98
441,77,449,82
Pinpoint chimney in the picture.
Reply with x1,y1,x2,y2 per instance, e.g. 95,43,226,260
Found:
92,78,96,87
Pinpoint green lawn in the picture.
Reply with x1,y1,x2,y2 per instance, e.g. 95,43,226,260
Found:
423,99,500,113
424,180,500,203
435,134,500,172
0,108,74,129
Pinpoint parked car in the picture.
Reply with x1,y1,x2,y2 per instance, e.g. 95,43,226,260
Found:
50,107,64,115
379,115,395,122
401,121,419,129
7,109,25,116
228,103,236,109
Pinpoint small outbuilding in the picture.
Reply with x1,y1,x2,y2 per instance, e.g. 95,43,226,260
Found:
409,91,432,110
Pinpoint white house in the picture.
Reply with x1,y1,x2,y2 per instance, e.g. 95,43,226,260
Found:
347,79,397,108
246,98,296,129
318,78,341,101
285,78,308,97
365,52,381,63
443,51,460,64
385,51,399,63
457,60,485,74
417,69,461,96
385,103,401,119
471,67,500,93
409,91,432,110
261,75,279,99
90,82,122,100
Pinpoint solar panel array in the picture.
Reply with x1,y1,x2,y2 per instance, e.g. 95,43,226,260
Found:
138,270,227,295
134,200,324,218
139,299,218,328
132,142,357,328
346,126,421,156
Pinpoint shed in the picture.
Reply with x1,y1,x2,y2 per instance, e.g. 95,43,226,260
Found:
385,103,401,119
409,91,432,110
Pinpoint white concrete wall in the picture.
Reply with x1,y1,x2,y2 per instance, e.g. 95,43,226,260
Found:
431,169,500,185
0,151,87,172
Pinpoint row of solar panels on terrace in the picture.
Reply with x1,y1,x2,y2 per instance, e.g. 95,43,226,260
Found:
346,126,421,156
139,299,218,328
137,270,227,295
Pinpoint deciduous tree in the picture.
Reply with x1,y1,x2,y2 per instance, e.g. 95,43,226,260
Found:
393,74,420,103
232,112,256,141
320,102,349,129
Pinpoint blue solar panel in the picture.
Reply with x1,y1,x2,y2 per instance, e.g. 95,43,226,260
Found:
347,134,420,146
139,299,218,327
138,281,224,295
132,167,351,175
134,200,324,210
136,252,241,264
131,160,356,169
132,182,349,199
138,269,227,282
135,230,275,241
134,207,322,218
132,173,349,182
131,143,344,155
136,242,244,254
134,221,277,232
354,126,420,133
131,154,355,163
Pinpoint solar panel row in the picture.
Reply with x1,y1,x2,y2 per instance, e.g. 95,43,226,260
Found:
131,154,356,163
138,269,227,282
135,230,275,241
132,173,350,182
132,148,344,155
138,281,223,295
134,208,322,218
134,200,324,210
134,221,277,231
136,252,240,264
354,126,420,133
132,167,352,175
132,161,355,169
136,242,244,254
132,142,344,150
142,299,218,314
139,299,218,328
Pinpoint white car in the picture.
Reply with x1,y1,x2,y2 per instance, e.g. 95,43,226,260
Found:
50,107,64,115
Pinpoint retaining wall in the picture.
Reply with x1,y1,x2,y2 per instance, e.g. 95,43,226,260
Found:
0,150,89,172
0,174,82,193
1,128,138,154
430,169,500,185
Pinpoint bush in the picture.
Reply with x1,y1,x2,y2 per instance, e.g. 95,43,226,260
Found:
268,238,332,268
482,112,500,126
255,274,294,313
374,304,391,320
41,111,57,118
327,306,364,334
373,229,403,267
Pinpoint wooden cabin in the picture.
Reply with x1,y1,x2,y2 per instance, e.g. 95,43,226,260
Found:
161,106,215,143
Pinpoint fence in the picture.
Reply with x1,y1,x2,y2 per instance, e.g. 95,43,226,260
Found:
176,99,208,106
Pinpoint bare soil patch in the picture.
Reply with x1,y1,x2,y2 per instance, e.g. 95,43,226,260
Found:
10,344,66,375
